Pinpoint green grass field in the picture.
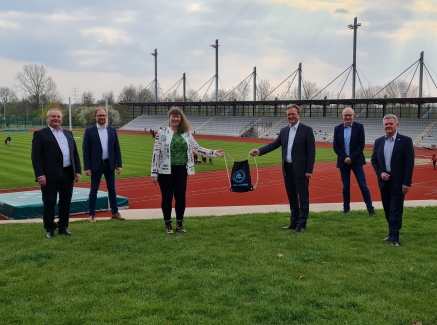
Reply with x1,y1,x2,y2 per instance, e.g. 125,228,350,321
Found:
0,208,436,324
0,131,372,190
1,131,435,324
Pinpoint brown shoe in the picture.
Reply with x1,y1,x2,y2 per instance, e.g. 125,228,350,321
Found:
111,212,125,220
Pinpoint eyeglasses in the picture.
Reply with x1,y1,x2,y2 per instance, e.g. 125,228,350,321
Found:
96,115,107,117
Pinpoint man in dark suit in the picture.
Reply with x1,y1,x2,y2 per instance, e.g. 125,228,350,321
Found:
371,114,414,247
250,104,316,233
31,109,81,238
82,108,124,222
333,107,375,215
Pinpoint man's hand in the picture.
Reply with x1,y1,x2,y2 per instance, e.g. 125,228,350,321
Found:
116,167,122,175
250,149,260,157
151,176,158,185
37,176,46,187
85,170,91,176
344,157,352,164
305,173,312,179
75,173,81,183
402,184,410,195
381,172,390,181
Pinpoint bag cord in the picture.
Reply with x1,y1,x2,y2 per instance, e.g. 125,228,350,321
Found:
223,152,258,190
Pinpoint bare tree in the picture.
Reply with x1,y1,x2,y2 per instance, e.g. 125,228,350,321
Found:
222,87,237,101
384,80,419,98
137,85,154,102
301,81,321,100
256,79,274,100
117,84,137,102
217,89,228,101
186,88,200,102
204,89,227,101
288,85,301,100
0,87,18,116
237,82,251,101
97,91,115,105
80,91,95,106
162,89,180,102
15,64,60,110
225,82,251,101
117,84,154,102
356,85,376,99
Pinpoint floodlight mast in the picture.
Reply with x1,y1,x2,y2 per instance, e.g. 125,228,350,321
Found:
419,51,424,98
418,51,424,118
151,49,158,102
298,63,302,100
253,67,257,101
348,17,361,99
210,39,219,102
183,73,186,102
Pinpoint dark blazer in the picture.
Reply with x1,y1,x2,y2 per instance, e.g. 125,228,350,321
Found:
82,125,122,172
333,121,366,168
31,127,81,182
259,122,316,177
371,133,414,190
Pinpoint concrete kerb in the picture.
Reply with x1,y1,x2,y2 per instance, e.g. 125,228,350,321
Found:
0,200,436,224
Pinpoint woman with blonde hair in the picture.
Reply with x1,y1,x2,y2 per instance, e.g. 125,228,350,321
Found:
151,107,224,234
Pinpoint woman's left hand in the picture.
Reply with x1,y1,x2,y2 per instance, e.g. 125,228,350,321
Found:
215,149,225,157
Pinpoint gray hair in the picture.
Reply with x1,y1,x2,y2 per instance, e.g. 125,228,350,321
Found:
342,107,355,115
46,108,62,118
383,114,398,123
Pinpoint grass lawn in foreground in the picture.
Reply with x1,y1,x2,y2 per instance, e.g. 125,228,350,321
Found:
0,207,436,324
0,132,372,190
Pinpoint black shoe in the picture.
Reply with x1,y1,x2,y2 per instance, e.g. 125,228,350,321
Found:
368,211,376,216
165,225,173,234
343,210,350,214
176,226,186,233
382,236,390,241
281,224,296,230
391,241,400,247
58,229,73,236
294,226,305,233
46,231,55,239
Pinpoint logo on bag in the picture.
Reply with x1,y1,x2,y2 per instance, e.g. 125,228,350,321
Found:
232,170,245,183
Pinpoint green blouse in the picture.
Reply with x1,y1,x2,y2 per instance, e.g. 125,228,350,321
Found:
171,133,188,165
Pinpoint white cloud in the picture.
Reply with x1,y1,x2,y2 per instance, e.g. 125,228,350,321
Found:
334,8,350,14
0,20,19,29
186,3,213,13
47,11,94,22
80,27,131,45
1,0,437,101
114,11,138,24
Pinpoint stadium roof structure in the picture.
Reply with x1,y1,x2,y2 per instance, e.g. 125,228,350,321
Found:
119,97,437,108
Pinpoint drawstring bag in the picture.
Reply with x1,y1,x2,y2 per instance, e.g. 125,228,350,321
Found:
224,153,258,192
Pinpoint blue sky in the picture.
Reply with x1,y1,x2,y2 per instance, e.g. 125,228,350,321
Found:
1,0,436,102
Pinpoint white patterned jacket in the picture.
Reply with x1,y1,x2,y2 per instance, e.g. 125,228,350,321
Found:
151,127,218,176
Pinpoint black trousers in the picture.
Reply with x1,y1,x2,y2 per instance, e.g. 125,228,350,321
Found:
380,180,405,242
41,166,74,232
158,165,188,223
284,163,310,228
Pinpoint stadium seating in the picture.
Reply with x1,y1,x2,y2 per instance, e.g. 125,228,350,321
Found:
121,114,437,146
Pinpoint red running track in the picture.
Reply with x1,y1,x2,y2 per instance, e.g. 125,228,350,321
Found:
70,161,436,211
1,134,436,219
